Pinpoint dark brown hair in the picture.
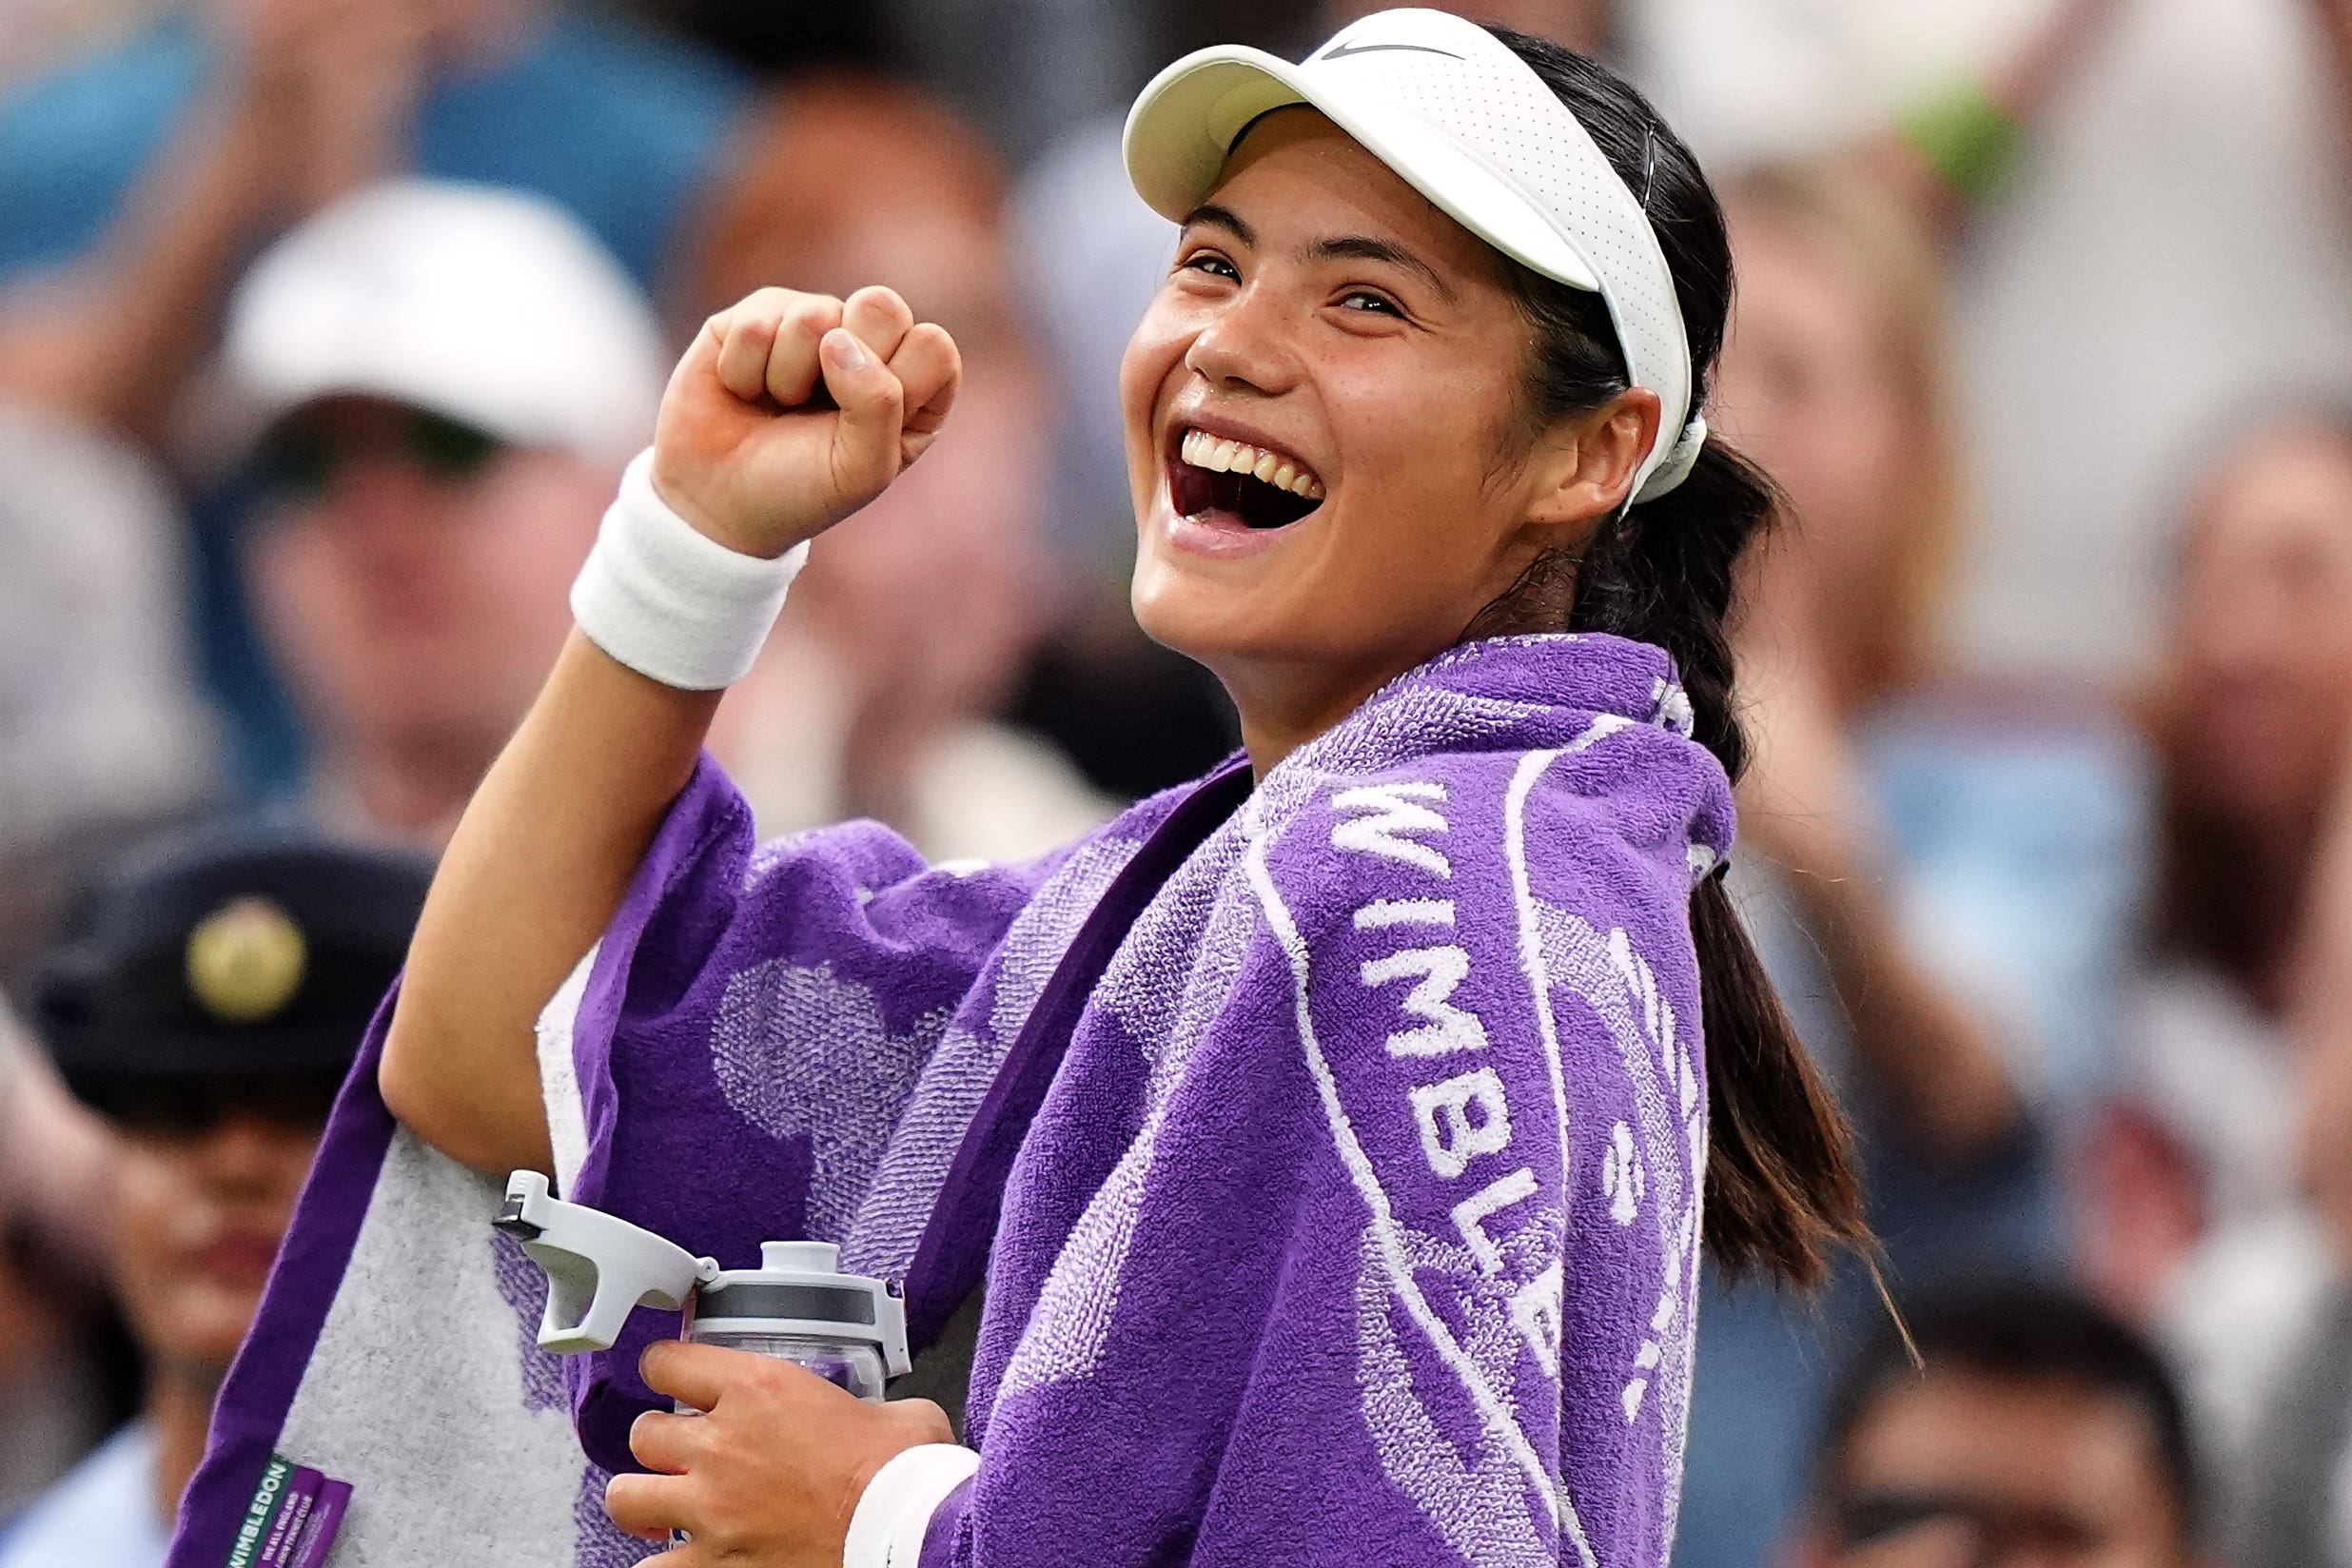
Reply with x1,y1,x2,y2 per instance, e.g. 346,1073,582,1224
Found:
1468,29,1868,1288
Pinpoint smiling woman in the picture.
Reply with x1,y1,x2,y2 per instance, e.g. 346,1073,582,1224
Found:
1121,104,1639,755
172,11,1864,1568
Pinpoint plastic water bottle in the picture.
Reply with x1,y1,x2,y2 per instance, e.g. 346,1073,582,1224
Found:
495,1176,913,1548
493,1171,911,1390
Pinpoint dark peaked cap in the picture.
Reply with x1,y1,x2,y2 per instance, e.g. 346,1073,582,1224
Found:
29,831,431,1114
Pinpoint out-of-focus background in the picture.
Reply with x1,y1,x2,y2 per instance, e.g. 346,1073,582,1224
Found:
5,1,2352,1564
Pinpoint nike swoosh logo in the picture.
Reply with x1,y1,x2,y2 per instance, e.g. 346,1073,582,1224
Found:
1318,39,1464,62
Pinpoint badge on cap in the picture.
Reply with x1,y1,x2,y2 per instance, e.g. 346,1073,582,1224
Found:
186,897,308,1024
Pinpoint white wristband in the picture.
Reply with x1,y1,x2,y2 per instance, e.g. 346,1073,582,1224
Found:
570,447,809,690
842,1443,980,1568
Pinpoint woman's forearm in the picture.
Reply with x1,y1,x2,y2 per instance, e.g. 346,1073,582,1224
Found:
380,632,722,1175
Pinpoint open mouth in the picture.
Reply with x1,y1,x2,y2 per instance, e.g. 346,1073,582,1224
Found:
1169,427,1325,531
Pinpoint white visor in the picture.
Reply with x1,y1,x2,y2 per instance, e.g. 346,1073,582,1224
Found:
1124,7,1705,502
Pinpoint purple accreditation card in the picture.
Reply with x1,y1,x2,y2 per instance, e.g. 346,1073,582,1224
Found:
228,1454,352,1568
292,1478,353,1568
252,1464,315,1566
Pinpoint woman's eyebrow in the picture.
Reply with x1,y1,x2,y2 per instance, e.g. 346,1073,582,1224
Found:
1309,235,1456,303
1180,203,1256,245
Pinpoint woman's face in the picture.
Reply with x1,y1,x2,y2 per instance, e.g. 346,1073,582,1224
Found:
1121,108,1650,742
2169,421,2352,835
248,398,611,780
110,1110,321,1382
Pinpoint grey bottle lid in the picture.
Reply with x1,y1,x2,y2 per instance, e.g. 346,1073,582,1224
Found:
494,1172,910,1376
695,1241,911,1378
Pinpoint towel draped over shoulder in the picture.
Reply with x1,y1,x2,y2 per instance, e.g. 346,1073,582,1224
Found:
168,633,1734,1568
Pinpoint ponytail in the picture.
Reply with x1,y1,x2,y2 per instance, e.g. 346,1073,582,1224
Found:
1473,27,1871,1290
1575,441,1867,1289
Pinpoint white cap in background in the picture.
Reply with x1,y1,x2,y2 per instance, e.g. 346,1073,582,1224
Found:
225,180,667,466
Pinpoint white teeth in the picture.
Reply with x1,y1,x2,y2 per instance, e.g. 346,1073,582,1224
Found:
1177,427,1323,500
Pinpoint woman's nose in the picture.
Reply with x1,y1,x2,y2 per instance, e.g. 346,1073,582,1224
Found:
1183,287,1301,396
191,1112,316,1197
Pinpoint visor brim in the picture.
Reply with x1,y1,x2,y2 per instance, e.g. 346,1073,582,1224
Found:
1122,46,1602,294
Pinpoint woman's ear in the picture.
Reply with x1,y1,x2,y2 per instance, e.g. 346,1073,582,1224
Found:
1522,386,1663,539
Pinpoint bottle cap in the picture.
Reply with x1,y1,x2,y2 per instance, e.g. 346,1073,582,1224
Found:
696,1240,911,1378
493,1172,910,1375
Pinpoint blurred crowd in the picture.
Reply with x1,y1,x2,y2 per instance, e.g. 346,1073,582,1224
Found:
5,0,2352,1564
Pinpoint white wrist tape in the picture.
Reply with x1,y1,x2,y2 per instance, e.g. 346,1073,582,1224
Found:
842,1443,980,1568
569,448,808,690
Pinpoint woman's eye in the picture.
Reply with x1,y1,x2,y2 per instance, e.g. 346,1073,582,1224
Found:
1339,290,1402,317
1179,252,1239,282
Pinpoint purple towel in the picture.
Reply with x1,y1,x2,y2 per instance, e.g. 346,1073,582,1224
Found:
169,632,1731,1568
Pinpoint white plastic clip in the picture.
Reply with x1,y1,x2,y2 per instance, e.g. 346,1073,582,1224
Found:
495,1171,718,1353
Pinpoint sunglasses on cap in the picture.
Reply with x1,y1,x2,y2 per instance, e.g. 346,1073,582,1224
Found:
253,406,507,501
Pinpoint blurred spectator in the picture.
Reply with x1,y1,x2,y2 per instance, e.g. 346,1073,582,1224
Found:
1790,1283,2211,1568
625,0,1148,166
1627,0,2129,242
2246,707,2352,1568
0,0,737,448
679,77,1015,349
0,402,223,981
0,310,217,1536
0,1001,123,1526
1637,0,2352,683
872,0,1147,166
681,78,1114,859
1850,0,2131,244
0,831,430,1568
0,0,738,796
222,181,664,850
2226,1270,2352,1568
0,0,743,294
2087,409,2352,1509
1723,163,2147,1117
1679,161,2149,1568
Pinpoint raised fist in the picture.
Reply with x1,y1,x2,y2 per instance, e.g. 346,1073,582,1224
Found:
649,285,961,559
